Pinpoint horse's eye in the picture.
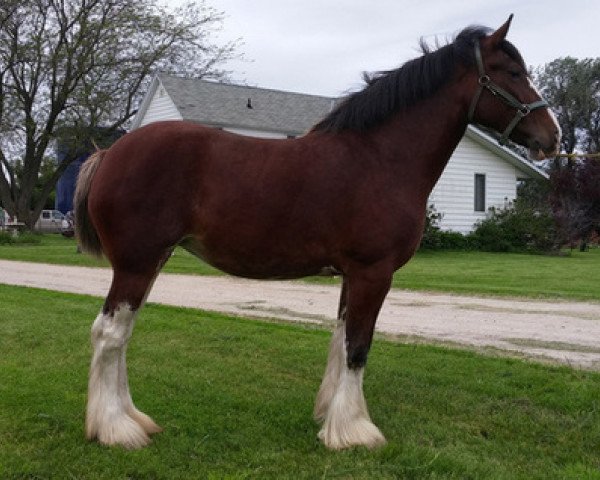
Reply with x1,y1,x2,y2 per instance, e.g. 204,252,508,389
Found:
509,70,521,79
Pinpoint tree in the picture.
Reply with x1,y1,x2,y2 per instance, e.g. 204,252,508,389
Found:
536,58,600,248
535,57,600,155
0,0,237,228
549,158,600,250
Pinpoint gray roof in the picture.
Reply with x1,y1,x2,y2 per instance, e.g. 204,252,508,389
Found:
158,74,337,135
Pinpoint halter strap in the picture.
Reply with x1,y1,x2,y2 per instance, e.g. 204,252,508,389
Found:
468,41,549,146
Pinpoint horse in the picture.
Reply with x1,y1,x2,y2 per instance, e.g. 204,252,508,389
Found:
74,16,560,451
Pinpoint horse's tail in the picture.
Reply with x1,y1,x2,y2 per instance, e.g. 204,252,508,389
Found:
74,150,106,258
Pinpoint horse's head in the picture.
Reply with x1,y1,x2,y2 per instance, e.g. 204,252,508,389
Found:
466,15,560,160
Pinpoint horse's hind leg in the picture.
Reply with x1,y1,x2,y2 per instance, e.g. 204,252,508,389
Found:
86,265,163,449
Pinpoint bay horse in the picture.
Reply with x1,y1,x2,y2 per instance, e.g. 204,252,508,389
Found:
74,16,560,450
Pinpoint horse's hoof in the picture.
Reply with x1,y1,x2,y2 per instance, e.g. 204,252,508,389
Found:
318,417,387,450
87,413,153,449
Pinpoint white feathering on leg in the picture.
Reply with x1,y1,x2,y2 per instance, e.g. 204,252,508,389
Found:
86,304,159,449
316,338,386,450
314,322,346,421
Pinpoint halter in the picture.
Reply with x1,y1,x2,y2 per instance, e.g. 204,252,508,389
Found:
467,41,549,146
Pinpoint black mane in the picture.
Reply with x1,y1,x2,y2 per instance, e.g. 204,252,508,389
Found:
312,26,524,133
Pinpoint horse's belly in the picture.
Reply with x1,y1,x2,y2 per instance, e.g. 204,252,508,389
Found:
179,236,334,280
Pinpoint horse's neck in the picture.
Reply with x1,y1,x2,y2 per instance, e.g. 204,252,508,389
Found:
369,86,469,194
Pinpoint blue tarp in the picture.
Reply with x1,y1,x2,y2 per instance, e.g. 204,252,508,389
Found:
54,128,125,214
55,153,89,214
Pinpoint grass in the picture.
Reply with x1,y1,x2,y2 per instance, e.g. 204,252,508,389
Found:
2,234,600,301
0,234,221,275
393,248,600,301
2,283,600,479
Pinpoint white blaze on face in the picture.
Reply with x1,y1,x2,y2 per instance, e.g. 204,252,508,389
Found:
528,77,561,136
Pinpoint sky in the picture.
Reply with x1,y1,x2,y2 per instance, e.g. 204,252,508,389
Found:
176,0,597,98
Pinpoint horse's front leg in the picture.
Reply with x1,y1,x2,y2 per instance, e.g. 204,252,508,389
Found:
315,268,392,450
86,269,161,449
314,277,348,422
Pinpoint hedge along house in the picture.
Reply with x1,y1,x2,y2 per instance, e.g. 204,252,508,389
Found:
131,74,549,234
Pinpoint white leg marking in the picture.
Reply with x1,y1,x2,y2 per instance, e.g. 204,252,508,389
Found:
314,322,346,421
316,336,386,450
86,304,159,449
117,338,162,436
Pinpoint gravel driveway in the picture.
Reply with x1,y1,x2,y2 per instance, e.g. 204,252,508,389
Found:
1,259,600,368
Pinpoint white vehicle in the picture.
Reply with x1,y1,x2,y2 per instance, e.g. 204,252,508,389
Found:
35,209,65,233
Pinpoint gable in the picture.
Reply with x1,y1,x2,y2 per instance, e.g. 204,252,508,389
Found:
138,82,183,128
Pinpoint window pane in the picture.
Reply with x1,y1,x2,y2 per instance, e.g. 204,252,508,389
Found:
474,174,486,212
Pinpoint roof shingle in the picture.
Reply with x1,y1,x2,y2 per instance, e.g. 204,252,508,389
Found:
159,74,337,135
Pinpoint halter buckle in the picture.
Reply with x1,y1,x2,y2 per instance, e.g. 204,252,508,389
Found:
478,75,491,86
518,105,531,116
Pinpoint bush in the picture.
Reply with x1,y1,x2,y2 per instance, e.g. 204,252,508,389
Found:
438,230,472,250
0,231,42,245
420,193,559,253
419,205,473,251
470,201,558,253
419,204,444,250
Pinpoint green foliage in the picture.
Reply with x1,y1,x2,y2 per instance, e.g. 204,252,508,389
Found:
2,284,600,478
436,230,472,250
549,158,600,249
419,205,474,251
535,57,600,154
0,230,41,245
470,200,558,253
421,180,559,254
419,204,444,250
0,0,238,227
470,179,559,253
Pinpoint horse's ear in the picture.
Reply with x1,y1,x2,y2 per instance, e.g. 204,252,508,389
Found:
487,14,513,48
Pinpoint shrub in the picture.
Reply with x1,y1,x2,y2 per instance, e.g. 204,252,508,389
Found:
438,230,472,250
419,205,473,251
419,204,444,250
420,190,559,253
470,200,558,253
0,231,42,245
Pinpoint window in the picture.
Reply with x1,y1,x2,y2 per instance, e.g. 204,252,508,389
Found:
474,174,486,212
42,211,50,219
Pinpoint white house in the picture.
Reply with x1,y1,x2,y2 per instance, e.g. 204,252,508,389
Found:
131,74,548,234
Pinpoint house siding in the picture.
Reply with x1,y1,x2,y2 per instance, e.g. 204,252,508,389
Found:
429,135,529,234
139,83,183,127
225,127,288,139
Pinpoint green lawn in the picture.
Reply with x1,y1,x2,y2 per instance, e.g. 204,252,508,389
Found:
394,249,600,301
1,283,600,479
1,234,600,301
